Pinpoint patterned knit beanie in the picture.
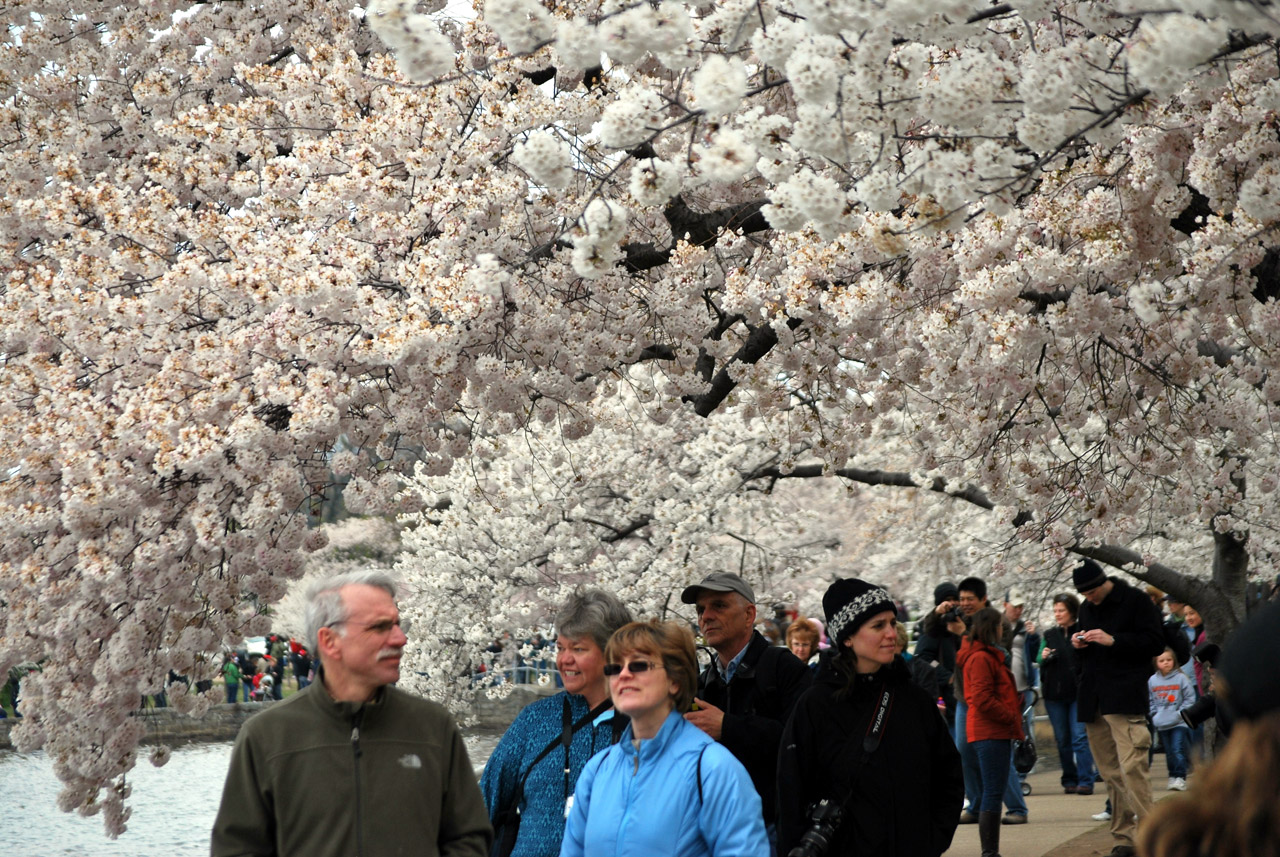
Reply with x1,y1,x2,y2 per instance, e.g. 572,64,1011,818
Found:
823,578,896,646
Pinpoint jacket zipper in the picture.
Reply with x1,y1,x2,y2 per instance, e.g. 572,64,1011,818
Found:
352,711,365,857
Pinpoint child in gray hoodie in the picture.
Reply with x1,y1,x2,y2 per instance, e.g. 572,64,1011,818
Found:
1148,647,1196,791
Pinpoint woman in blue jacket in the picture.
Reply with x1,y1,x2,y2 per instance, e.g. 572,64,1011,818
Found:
560,620,770,857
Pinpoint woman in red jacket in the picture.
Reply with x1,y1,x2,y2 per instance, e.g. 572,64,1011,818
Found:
958,606,1024,857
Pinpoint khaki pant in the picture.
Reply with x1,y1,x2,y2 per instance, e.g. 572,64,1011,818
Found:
1085,713,1153,845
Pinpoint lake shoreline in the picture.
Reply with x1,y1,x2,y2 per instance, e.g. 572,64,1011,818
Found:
0,682,551,752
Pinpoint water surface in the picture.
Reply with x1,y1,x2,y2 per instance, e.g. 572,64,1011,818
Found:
0,734,500,856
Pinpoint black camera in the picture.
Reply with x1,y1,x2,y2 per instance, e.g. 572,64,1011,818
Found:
787,798,844,857
942,608,959,623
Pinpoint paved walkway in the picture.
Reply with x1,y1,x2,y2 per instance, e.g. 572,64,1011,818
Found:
943,755,1175,857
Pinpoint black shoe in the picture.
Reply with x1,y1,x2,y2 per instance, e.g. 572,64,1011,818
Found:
1002,813,1028,825
959,809,979,824
1108,847,1136,857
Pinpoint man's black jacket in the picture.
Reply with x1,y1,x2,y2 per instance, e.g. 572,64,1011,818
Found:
1075,577,1164,719
697,630,812,823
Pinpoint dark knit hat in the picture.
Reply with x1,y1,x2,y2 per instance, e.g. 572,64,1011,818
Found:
823,578,896,646
1217,601,1280,722
933,582,959,605
1072,559,1108,593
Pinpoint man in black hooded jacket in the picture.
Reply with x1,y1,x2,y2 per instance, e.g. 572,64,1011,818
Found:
1071,559,1164,857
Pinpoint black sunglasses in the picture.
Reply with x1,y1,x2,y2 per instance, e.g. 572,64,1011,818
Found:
603,660,664,677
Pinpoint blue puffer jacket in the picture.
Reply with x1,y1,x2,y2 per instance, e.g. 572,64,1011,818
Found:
559,710,769,857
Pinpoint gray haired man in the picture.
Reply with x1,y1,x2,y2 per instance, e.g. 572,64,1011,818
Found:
211,570,491,857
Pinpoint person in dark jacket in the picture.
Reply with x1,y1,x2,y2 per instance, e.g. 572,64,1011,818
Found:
681,572,812,837
959,607,1024,857
778,578,964,857
895,622,942,707
1038,592,1097,794
1071,560,1165,857
915,581,964,726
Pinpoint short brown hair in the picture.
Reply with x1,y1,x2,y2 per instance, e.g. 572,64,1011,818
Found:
606,620,699,713
969,606,1004,647
1052,592,1081,619
786,617,821,649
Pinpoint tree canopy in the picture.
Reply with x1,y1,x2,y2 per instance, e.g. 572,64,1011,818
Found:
2,0,1280,833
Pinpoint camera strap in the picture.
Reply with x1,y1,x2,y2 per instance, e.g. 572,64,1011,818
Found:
861,687,894,760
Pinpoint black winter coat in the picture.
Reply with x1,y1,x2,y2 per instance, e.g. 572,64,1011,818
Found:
1039,624,1081,702
698,631,811,824
913,614,959,719
1075,577,1165,719
777,654,964,857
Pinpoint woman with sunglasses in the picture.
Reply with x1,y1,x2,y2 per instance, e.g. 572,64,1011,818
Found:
560,620,769,857
777,578,964,857
482,589,632,857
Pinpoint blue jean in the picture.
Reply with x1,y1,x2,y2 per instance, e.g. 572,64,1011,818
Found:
1160,725,1191,778
225,680,239,704
1046,698,1096,787
973,739,1013,813
956,701,1029,815
955,701,982,812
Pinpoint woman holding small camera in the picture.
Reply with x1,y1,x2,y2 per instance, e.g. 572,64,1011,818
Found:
1038,593,1097,795
560,620,769,857
777,579,964,857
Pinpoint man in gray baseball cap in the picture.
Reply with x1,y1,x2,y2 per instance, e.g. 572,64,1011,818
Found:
680,571,757,605
680,571,811,846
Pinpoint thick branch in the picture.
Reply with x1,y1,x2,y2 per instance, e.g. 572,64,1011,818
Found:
749,462,1245,631
685,317,802,417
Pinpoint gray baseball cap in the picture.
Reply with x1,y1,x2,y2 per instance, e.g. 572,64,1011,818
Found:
680,572,756,604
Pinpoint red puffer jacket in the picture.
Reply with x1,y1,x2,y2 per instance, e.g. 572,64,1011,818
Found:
958,638,1024,742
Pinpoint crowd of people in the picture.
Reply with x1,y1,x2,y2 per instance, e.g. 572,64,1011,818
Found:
206,564,1278,857
219,635,313,704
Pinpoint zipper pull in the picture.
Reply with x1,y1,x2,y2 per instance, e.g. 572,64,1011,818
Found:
351,725,362,758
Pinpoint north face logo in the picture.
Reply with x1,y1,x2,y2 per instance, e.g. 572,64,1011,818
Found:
398,754,422,769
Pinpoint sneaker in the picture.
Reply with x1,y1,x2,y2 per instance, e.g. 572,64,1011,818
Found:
1002,813,1028,825
1170,777,1187,791
1093,810,1112,821
959,809,979,824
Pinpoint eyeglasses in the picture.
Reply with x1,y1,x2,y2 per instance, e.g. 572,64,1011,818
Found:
603,660,664,677
327,617,411,635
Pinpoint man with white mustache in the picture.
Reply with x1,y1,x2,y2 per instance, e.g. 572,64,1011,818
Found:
212,570,491,857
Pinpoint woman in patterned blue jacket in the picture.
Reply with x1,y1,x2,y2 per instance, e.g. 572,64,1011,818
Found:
481,589,632,857
560,620,769,857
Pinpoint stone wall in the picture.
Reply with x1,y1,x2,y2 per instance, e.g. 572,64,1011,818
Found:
0,683,557,751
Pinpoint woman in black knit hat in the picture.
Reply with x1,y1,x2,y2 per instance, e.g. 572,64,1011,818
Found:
777,578,965,857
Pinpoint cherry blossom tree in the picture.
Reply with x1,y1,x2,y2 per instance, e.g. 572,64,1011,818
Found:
3,0,1280,833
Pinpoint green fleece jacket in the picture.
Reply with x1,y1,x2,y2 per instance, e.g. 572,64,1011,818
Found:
211,680,492,857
